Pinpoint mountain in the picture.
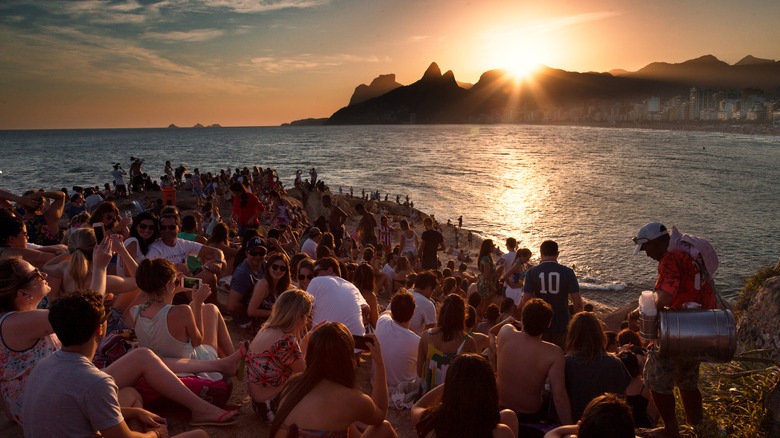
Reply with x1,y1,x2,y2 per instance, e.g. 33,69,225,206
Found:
329,62,469,124
348,74,403,106
618,54,780,91
319,55,780,125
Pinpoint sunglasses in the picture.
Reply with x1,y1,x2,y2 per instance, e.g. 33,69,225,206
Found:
20,268,44,288
248,249,266,257
137,223,156,230
160,225,178,231
269,264,287,272
298,273,313,281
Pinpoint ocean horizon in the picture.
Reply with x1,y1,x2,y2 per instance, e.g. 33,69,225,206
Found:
2,124,778,308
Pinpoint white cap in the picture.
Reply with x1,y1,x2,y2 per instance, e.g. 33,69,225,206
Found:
632,222,668,255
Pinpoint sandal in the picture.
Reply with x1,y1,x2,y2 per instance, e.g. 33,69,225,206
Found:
188,411,238,427
236,340,249,381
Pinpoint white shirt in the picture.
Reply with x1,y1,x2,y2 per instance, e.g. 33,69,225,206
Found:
388,290,436,335
499,251,516,272
147,239,202,265
374,313,420,386
301,237,318,259
382,263,395,278
306,275,368,336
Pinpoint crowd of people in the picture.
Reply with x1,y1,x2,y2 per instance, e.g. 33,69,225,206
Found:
0,162,718,438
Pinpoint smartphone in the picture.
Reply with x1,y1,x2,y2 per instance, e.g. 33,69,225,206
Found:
124,210,132,220
352,334,374,350
183,277,202,289
93,223,105,243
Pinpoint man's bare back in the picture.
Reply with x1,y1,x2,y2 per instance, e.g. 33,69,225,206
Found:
496,324,571,423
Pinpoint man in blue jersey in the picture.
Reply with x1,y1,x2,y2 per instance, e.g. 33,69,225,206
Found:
520,240,583,349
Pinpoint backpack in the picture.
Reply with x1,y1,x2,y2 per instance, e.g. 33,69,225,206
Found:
667,227,730,310
134,374,233,410
93,330,136,369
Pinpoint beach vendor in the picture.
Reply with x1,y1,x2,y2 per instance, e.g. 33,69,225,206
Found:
629,222,715,438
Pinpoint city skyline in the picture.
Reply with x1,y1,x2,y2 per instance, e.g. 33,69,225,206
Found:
1,0,779,129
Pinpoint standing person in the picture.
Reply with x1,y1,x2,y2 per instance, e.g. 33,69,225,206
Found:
498,238,517,272
398,219,418,260
322,195,347,251
503,248,533,306
129,157,144,193
230,182,264,238
377,216,396,249
111,164,128,199
308,167,317,187
354,203,378,248
457,215,462,229
520,240,583,349
418,217,445,270
477,239,504,309
630,222,715,438
467,231,473,248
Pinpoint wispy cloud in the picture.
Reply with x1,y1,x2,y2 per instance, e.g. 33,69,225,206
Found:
528,11,622,33
250,53,383,73
144,29,225,42
200,0,330,13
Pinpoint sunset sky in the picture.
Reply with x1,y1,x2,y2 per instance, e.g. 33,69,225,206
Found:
1,0,778,129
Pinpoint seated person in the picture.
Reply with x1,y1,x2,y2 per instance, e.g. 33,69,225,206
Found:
496,299,572,433
22,291,208,438
543,393,640,438
564,313,631,421
374,291,421,407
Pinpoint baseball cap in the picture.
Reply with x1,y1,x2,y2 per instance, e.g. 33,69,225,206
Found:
632,222,668,255
308,227,322,238
246,236,265,251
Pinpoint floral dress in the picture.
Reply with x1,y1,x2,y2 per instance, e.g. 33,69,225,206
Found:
0,312,61,425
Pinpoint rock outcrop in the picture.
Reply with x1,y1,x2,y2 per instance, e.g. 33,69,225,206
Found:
736,275,780,363
348,74,403,106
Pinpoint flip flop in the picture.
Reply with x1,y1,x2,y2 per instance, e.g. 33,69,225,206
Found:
188,411,238,427
236,340,249,381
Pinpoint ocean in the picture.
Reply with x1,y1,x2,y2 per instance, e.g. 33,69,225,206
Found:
2,125,778,308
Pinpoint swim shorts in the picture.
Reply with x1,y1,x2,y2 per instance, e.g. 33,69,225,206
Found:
643,351,700,394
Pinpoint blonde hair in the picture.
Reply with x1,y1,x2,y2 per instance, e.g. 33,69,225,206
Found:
68,228,96,290
261,289,312,334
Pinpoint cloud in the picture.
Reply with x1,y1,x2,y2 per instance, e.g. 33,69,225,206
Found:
144,29,225,42
250,53,383,73
528,11,622,33
199,0,330,13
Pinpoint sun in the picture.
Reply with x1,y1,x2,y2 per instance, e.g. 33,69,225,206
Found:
501,46,544,80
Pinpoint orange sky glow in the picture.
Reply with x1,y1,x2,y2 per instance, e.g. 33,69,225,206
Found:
1,0,778,129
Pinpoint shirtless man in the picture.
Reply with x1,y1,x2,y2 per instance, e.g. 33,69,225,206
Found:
495,298,573,427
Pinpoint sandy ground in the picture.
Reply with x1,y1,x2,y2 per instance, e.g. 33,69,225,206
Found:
1,185,621,437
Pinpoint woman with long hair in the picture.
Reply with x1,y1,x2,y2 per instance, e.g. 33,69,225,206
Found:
230,181,263,238
398,219,418,260
118,211,159,277
247,253,291,321
417,294,477,395
352,263,379,330
412,354,517,438
0,251,237,427
477,239,504,309
247,289,319,422
269,322,396,438
43,228,138,304
294,258,315,291
564,312,631,421
502,248,533,305
131,258,235,365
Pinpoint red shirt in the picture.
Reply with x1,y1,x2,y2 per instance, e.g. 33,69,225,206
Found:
655,251,716,309
232,193,264,227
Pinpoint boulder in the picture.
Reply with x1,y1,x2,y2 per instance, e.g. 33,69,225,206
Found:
736,275,780,363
